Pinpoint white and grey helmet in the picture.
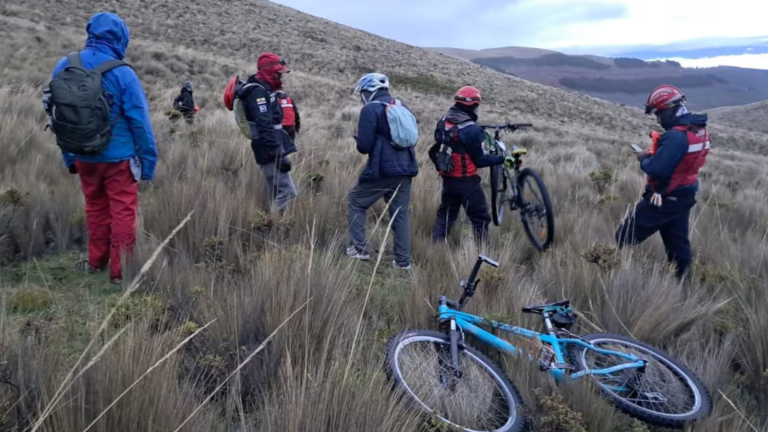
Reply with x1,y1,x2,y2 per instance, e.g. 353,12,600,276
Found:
354,73,389,103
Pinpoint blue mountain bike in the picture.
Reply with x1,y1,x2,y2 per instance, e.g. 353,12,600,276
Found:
384,255,711,431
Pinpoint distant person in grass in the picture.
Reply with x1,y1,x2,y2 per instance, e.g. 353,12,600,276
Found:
173,81,196,124
429,86,516,244
346,73,419,270
616,85,710,280
44,12,158,284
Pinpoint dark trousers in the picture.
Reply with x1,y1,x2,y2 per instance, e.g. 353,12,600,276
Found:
432,177,491,244
348,176,413,266
616,191,696,279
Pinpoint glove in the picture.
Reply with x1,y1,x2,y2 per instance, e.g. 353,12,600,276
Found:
278,157,292,173
68,164,78,175
503,156,516,169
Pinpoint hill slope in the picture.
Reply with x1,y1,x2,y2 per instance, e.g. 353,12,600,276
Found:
707,100,768,134
1,1,768,432
431,46,768,110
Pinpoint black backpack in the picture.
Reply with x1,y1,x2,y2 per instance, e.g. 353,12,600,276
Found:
43,52,131,155
428,118,473,173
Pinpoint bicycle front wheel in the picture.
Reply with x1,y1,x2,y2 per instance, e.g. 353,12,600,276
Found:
569,333,712,429
384,329,525,432
516,167,554,251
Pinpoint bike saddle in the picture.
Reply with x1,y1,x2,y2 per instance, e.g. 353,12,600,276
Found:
522,299,570,314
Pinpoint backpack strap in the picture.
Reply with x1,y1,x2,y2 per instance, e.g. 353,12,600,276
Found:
94,59,130,74
66,52,84,69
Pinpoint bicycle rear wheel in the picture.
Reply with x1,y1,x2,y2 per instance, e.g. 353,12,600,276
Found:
490,165,508,226
385,329,525,432
569,333,712,429
516,167,554,251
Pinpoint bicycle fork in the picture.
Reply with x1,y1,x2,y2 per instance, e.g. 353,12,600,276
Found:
448,318,463,379
436,318,464,391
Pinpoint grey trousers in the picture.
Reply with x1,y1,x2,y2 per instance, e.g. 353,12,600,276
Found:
348,176,412,266
260,162,297,211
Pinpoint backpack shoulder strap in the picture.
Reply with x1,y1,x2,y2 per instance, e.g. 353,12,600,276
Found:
94,59,130,74
66,52,84,69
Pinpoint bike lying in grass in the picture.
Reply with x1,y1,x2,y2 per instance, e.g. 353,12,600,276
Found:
384,255,712,432
482,123,554,251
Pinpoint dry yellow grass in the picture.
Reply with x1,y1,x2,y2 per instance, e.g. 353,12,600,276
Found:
0,0,768,431
707,100,768,135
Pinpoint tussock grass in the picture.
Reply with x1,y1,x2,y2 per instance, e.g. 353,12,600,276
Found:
0,1,767,430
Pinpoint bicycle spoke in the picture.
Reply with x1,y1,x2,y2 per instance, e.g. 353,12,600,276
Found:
396,339,513,430
581,342,698,416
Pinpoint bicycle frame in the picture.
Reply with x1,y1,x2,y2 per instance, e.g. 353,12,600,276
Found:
436,255,647,390
437,303,646,383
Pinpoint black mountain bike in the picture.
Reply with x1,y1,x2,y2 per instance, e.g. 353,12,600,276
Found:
481,123,554,251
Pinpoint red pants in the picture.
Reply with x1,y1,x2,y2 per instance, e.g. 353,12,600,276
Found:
75,160,138,280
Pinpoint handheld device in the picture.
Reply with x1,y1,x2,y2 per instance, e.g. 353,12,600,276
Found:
629,143,643,153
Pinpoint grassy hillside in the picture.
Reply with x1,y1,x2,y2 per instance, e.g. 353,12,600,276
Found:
707,100,768,134
1,1,768,431
432,47,768,111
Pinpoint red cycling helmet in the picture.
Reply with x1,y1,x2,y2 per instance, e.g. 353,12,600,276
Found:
645,85,686,115
454,85,482,106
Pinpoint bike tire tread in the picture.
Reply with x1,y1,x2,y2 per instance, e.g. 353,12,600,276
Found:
567,332,712,429
384,328,527,432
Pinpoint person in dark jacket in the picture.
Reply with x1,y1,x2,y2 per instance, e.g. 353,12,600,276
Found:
346,73,419,270
50,12,158,284
238,52,297,211
616,85,710,280
429,86,516,244
173,81,195,124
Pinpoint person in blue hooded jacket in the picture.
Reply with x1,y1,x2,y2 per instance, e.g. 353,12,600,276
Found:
48,12,158,283
346,73,419,270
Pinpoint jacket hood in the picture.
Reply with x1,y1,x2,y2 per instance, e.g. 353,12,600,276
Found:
85,12,130,60
445,106,476,124
246,75,272,92
362,89,392,105
673,113,708,128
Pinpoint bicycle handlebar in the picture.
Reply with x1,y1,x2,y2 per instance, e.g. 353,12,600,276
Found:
458,255,499,308
478,123,533,131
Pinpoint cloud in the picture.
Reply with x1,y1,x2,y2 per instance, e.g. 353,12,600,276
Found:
663,54,768,70
272,0,768,56
271,0,628,49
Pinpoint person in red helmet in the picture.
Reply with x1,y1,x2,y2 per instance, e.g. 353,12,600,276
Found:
234,52,298,212
616,85,711,280
429,86,515,243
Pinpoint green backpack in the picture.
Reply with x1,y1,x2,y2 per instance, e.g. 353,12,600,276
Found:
44,52,131,155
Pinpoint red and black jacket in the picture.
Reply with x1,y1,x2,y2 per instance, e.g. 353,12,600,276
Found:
275,90,301,139
432,107,504,179
641,113,710,196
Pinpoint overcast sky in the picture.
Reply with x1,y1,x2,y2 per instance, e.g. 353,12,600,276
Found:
271,0,765,51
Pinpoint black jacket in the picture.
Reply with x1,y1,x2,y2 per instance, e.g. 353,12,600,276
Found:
173,88,195,118
239,76,296,165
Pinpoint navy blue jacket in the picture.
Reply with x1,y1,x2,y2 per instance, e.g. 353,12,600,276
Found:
52,12,158,180
355,91,419,182
640,113,708,196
